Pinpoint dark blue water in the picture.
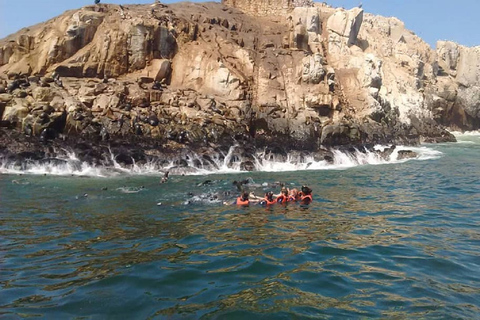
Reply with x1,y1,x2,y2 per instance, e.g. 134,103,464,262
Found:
2,137,480,319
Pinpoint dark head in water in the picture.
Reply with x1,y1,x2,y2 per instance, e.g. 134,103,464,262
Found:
301,185,312,195
241,191,249,201
197,180,213,187
266,191,274,202
233,179,249,191
160,171,169,184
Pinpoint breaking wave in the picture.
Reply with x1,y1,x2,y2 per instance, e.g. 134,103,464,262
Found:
450,130,480,137
0,145,442,177
255,145,441,172
450,130,480,144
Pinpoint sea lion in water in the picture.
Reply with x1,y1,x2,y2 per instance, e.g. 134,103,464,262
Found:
197,180,213,187
232,179,249,191
160,171,169,184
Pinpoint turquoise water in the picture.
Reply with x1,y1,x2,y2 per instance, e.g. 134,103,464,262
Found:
2,136,480,319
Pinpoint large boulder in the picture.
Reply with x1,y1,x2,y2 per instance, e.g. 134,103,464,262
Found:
144,59,172,82
32,87,55,102
2,101,30,124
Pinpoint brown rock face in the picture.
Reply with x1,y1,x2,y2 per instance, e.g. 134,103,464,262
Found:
433,41,480,130
1,1,469,155
0,4,184,79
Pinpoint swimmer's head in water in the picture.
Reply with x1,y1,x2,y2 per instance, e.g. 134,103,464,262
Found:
301,186,312,195
266,191,274,201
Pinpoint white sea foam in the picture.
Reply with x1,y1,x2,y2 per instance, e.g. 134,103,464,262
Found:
450,130,480,137
0,144,442,177
450,130,480,144
116,186,146,194
0,153,109,177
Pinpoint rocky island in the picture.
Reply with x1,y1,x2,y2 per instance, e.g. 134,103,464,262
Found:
0,0,479,172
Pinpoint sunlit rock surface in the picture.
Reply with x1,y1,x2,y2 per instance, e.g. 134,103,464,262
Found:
3,0,478,164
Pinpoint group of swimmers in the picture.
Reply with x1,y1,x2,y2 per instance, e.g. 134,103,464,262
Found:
231,185,313,206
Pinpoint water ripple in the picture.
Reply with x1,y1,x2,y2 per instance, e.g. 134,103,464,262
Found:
2,143,480,318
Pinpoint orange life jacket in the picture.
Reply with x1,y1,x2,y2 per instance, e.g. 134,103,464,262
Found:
236,197,249,206
301,194,312,202
288,194,299,202
276,195,288,204
264,197,276,205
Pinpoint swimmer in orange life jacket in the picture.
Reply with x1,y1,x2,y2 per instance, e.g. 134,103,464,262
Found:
236,191,250,206
300,185,313,203
224,191,260,206
260,191,277,206
276,188,289,204
288,188,300,202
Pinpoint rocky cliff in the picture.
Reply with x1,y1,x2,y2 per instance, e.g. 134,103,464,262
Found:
1,0,477,168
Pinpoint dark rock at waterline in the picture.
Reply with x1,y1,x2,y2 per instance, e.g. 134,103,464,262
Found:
240,160,255,171
323,155,334,163
16,151,46,161
397,150,418,160
0,126,434,176
111,146,147,166
319,120,457,147
174,159,189,167
378,145,396,161
312,148,335,163
422,131,457,143
201,154,218,167
112,151,134,166
321,123,362,146
76,149,105,166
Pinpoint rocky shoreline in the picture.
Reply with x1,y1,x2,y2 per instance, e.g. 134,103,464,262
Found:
0,121,425,175
1,1,475,169
0,72,454,172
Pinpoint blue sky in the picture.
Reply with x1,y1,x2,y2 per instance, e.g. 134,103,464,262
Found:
0,0,479,48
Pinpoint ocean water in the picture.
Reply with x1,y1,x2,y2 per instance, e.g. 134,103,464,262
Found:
1,134,480,319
